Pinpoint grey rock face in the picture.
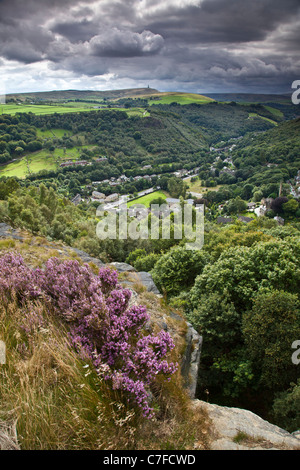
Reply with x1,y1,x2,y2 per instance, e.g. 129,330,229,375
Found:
135,271,161,295
181,323,203,398
109,262,137,272
70,248,105,268
0,223,23,240
193,400,300,450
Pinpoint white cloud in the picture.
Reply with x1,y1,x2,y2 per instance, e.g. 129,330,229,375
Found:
136,0,202,18
89,29,164,57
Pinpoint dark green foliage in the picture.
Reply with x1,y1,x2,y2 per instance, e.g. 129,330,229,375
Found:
151,246,210,297
185,235,300,422
272,380,300,433
167,177,188,199
242,290,300,391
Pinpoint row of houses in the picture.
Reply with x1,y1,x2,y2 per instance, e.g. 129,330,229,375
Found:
218,201,257,212
60,156,107,168
91,191,119,203
60,160,91,168
217,216,253,224
217,214,284,225
91,173,159,188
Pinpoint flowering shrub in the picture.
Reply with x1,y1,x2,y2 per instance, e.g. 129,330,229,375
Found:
0,253,177,417
0,252,42,300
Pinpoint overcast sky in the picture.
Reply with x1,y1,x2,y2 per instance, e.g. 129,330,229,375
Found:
0,0,299,95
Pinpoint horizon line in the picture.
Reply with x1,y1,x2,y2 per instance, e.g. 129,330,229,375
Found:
4,87,292,96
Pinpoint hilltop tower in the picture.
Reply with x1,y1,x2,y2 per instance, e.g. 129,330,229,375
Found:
0,82,6,105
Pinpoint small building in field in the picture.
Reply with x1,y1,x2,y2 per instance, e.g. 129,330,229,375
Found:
71,194,82,206
247,202,256,211
217,216,233,225
238,215,253,223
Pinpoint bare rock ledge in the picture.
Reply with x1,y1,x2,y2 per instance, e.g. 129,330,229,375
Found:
192,400,300,450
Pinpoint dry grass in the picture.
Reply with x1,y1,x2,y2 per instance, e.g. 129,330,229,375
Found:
0,236,210,450
0,417,20,450
0,295,210,450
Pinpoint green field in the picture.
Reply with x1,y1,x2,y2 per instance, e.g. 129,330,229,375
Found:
127,190,168,208
0,144,98,178
0,103,98,116
263,105,284,118
248,112,278,125
0,153,57,178
0,103,150,118
147,92,214,106
185,176,224,194
0,158,31,178
36,128,72,139
0,93,210,117
111,107,150,117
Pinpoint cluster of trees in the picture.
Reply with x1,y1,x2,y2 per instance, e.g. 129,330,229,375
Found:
147,221,300,431
0,181,188,262
153,101,279,144
0,114,41,163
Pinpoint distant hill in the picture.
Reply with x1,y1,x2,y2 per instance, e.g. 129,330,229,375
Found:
6,88,215,106
7,89,293,105
6,88,160,102
132,91,214,105
205,93,291,104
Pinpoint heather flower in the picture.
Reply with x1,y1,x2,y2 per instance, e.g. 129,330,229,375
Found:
0,252,42,301
0,252,178,417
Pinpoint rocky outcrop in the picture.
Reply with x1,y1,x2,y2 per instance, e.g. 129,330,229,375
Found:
134,271,161,295
69,248,105,269
181,324,202,398
108,264,160,294
193,400,300,450
168,311,202,398
109,261,136,272
0,223,203,401
110,266,202,398
0,223,23,240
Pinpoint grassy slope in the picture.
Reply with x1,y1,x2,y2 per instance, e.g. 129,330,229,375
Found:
185,177,223,194
6,88,159,102
146,92,214,106
248,112,278,125
204,93,291,103
0,233,210,450
0,103,98,116
263,105,284,118
0,142,100,179
0,104,150,118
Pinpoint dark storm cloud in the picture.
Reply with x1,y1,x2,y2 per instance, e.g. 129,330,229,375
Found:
52,19,95,43
0,0,77,64
0,0,299,93
137,0,299,49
